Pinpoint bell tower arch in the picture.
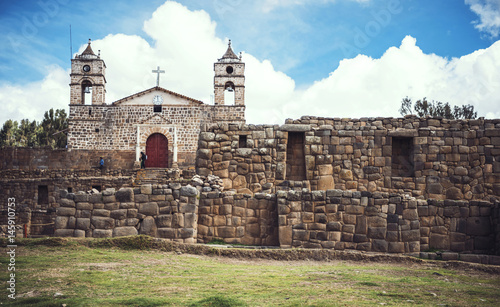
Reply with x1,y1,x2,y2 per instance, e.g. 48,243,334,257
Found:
70,39,106,105
214,40,245,106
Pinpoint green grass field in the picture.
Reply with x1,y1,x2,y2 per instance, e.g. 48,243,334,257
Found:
1,236,499,306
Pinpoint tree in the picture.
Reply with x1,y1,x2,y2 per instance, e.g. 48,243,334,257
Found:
0,108,68,148
399,97,477,120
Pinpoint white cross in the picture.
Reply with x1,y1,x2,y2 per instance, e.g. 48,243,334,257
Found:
152,66,165,87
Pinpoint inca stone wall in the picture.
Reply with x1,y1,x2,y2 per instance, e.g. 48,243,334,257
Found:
54,184,200,243
196,116,500,201
277,188,499,257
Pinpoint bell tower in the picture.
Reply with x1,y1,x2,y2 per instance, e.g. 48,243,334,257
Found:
214,40,245,106
70,39,106,105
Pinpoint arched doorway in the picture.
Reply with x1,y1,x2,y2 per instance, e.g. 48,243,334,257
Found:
145,133,168,168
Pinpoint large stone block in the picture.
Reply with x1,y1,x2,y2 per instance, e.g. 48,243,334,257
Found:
388,242,405,253
60,199,76,208
139,202,159,216
367,227,386,239
401,229,420,242
54,229,75,237
110,209,128,220
113,226,138,237
115,188,134,202
56,207,76,216
76,218,91,230
91,216,115,229
429,233,450,250
466,217,491,236
93,229,113,238
139,216,157,237
55,216,69,229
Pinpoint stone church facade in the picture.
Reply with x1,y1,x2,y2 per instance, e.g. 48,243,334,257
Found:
68,39,245,169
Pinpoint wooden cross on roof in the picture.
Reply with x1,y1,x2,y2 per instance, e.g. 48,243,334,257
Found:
152,66,165,87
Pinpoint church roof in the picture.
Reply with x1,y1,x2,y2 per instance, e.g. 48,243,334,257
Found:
81,39,96,56
112,86,204,105
218,40,240,62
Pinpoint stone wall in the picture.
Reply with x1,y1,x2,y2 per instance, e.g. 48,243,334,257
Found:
54,184,200,243
196,116,500,201
197,191,278,246
277,188,499,256
0,147,135,170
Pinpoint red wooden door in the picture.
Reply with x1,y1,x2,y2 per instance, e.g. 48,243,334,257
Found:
145,133,168,168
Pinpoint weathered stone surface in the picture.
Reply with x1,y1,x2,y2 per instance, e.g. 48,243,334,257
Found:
466,217,491,236
91,217,114,229
93,229,113,238
139,202,159,216
113,226,138,237
180,185,198,197
115,188,134,202
76,218,91,230
56,207,76,216
139,216,157,236
54,229,74,237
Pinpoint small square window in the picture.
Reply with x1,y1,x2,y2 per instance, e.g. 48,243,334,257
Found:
154,105,162,113
239,135,248,148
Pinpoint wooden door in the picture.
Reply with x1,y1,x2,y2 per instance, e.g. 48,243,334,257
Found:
145,133,168,168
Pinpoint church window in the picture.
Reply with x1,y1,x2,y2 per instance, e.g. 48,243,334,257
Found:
38,185,49,205
391,137,414,177
81,80,93,104
226,66,234,74
95,128,99,133
224,81,235,105
154,105,162,113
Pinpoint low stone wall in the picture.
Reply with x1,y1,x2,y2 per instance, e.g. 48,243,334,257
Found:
0,147,135,170
198,191,278,246
54,184,200,243
277,189,499,256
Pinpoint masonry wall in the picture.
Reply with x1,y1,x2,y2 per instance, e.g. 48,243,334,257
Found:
277,188,498,257
0,147,135,170
196,116,500,201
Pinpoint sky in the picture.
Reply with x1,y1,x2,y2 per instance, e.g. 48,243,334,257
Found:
0,0,499,125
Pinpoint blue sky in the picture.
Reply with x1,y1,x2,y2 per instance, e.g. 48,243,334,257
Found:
0,0,499,124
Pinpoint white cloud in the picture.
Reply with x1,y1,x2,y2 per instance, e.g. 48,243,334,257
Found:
0,65,68,125
466,0,500,38
258,35,500,123
1,1,500,127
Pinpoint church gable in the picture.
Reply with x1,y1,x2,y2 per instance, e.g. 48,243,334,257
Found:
139,113,173,125
112,86,204,106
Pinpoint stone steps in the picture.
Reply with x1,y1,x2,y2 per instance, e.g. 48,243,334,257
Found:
133,169,169,185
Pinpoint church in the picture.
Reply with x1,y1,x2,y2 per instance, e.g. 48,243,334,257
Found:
67,39,246,169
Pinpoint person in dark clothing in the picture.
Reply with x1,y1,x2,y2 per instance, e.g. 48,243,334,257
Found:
140,152,147,169
99,157,104,170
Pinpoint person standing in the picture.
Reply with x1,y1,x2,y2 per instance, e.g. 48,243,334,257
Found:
140,152,147,169
99,157,104,170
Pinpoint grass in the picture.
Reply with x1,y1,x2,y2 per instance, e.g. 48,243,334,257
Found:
1,236,499,306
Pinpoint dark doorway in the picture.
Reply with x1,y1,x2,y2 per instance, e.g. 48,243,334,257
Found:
391,137,414,177
146,133,169,168
38,185,49,205
286,132,306,180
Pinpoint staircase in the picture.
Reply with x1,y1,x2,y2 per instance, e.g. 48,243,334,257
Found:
133,168,180,185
